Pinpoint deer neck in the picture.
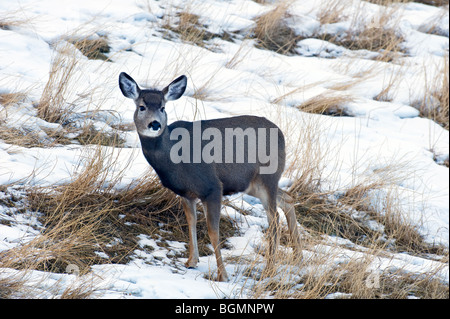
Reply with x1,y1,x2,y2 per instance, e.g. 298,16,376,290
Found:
138,127,171,167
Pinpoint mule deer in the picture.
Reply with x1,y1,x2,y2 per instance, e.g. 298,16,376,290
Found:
119,72,301,281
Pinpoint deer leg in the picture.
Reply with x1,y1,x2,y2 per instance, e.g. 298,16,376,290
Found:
202,192,229,282
277,189,302,260
265,192,279,268
245,180,279,267
182,197,199,268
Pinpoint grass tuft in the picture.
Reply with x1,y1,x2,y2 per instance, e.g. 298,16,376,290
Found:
316,0,406,62
37,43,79,124
253,1,300,55
161,10,230,51
69,36,111,61
413,56,449,130
296,93,355,116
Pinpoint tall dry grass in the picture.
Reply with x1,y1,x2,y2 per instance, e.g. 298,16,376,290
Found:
69,36,111,61
235,170,449,298
37,33,113,124
0,92,47,147
226,111,449,298
242,241,448,299
0,148,163,297
0,141,239,297
296,93,355,116
0,8,32,30
414,56,449,130
317,0,406,62
37,42,79,124
253,0,299,55
161,6,228,52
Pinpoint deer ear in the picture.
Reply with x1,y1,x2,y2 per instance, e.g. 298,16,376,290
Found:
163,75,187,101
119,72,140,100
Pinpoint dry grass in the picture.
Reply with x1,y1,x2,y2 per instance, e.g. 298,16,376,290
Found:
74,125,125,147
0,264,102,298
0,91,125,148
250,0,409,60
0,91,69,147
290,152,446,257
0,118,126,149
16,34,125,147
236,204,448,299
320,26,404,64
0,92,27,107
0,127,53,148
373,66,405,102
413,56,449,130
37,43,79,124
37,34,111,124
234,116,450,299
253,1,300,55
0,274,26,298
316,0,406,62
190,67,228,102
271,85,355,117
0,148,138,273
69,36,111,61
329,28,404,59
317,0,349,25
176,12,212,45
225,41,253,69
418,6,449,36
161,10,229,51
296,93,355,116
245,246,448,298
240,180,448,298
0,144,237,297
0,9,31,30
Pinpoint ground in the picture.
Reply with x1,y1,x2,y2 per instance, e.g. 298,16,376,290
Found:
0,0,448,298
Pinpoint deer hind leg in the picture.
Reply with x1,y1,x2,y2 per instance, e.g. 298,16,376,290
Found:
245,180,280,267
202,191,229,282
182,197,199,268
265,192,279,268
277,189,302,260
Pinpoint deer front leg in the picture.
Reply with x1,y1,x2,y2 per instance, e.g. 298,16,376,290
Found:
182,198,199,268
202,193,229,282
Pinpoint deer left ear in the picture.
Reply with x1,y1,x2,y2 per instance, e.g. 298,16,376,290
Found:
163,75,187,101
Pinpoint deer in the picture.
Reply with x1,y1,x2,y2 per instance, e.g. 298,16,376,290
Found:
119,72,302,281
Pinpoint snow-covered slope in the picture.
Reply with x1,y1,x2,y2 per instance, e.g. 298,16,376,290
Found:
0,0,448,298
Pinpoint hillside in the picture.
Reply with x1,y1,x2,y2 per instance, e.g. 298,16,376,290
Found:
0,0,448,298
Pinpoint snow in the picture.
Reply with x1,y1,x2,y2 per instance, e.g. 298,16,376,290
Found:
0,0,448,298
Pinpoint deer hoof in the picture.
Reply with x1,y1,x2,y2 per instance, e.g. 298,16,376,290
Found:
185,259,198,269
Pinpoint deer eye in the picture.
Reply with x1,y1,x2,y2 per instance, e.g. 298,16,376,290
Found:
139,106,145,111
160,107,165,113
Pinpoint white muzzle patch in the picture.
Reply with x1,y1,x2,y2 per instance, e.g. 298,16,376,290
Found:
141,127,161,137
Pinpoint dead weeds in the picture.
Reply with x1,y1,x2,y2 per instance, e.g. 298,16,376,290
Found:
253,1,300,55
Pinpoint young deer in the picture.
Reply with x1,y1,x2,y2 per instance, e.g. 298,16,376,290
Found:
119,72,301,281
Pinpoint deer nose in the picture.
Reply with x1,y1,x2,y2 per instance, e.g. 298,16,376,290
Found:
148,121,161,131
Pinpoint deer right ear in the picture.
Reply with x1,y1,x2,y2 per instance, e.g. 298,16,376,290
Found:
119,72,140,100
